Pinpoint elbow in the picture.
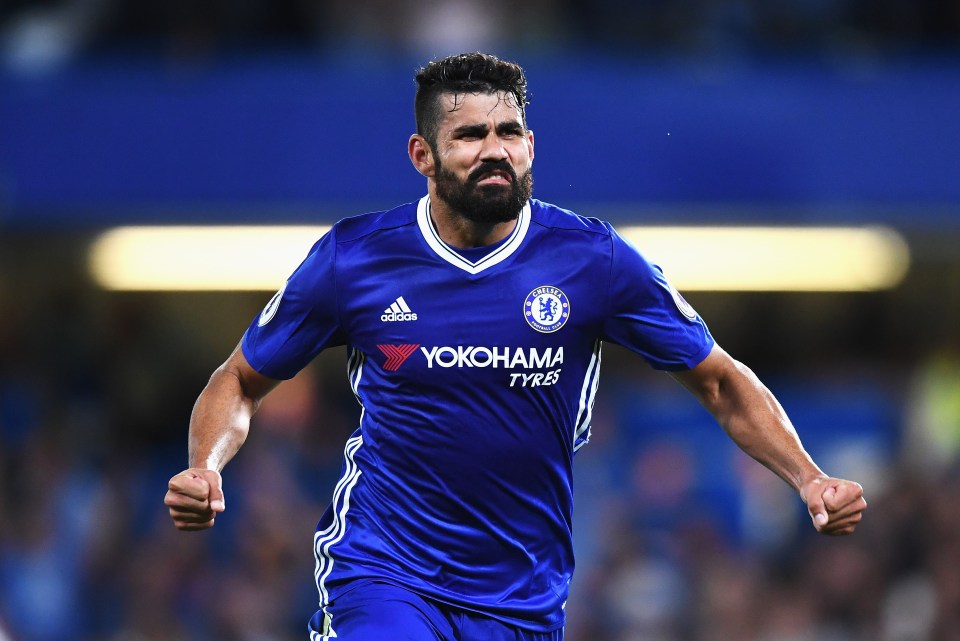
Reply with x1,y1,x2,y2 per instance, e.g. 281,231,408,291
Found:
698,376,724,413
700,358,752,423
674,345,758,425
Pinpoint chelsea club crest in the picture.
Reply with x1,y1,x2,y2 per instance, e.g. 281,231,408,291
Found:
524,286,570,333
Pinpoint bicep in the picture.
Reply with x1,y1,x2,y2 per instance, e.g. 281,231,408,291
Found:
670,344,784,433
220,343,282,404
669,343,741,410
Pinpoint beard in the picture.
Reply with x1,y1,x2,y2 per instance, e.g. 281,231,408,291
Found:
434,159,533,225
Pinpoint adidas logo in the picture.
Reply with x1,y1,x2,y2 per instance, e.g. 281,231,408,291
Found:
381,296,418,322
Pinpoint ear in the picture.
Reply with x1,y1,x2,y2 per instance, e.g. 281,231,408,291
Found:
408,134,436,178
526,129,535,165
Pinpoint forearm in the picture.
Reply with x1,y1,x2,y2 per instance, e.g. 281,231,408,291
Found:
711,361,824,492
166,348,278,530
673,347,825,493
187,366,258,471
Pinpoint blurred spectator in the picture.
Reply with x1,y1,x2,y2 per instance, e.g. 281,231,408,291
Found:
0,0,110,73
2,0,959,73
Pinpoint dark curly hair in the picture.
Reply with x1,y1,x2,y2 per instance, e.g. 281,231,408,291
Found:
414,52,529,151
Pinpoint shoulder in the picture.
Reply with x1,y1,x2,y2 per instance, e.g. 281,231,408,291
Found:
528,199,660,275
528,199,614,238
331,200,420,244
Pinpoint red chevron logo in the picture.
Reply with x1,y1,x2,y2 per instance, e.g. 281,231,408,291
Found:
377,344,420,371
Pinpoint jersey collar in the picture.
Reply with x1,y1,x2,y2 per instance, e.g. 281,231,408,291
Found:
417,195,531,274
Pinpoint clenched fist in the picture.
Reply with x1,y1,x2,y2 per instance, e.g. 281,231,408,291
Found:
164,468,226,531
801,476,867,536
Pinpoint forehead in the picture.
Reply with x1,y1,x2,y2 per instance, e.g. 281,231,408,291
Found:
436,91,524,132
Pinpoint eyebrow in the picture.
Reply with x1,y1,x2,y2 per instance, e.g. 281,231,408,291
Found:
451,124,489,138
450,121,525,139
497,121,525,135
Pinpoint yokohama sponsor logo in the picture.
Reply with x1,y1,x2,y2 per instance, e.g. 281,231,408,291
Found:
377,344,420,371
420,345,564,369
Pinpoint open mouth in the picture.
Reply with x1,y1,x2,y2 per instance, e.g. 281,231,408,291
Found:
475,169,513,185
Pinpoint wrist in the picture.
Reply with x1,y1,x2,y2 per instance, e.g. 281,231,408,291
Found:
798,472,828,500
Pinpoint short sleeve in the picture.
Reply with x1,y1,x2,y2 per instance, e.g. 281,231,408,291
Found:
600,225,715,371
241,229,346,379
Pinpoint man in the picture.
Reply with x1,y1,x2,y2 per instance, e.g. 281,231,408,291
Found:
165,52,867,640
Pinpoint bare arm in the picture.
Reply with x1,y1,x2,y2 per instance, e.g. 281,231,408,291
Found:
187,344,279,470
671,344,867,535
164,344,281,530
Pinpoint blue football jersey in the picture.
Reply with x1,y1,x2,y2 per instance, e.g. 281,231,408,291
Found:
241,196,714,631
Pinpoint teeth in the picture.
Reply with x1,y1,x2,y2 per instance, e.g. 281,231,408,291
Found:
476,171,509,182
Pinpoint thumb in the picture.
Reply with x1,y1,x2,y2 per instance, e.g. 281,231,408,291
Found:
803,482,830,529
810,505,828,528
198,468,225,513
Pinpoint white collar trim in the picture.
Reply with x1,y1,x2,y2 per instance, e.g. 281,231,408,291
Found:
416,195,531,274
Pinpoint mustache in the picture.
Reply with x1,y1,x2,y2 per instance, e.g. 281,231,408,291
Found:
468,160,517,184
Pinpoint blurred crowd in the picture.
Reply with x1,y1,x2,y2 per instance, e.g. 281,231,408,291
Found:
1,0,959,74
1,236,959,641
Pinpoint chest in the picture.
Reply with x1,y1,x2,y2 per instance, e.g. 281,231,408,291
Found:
341,256,602,352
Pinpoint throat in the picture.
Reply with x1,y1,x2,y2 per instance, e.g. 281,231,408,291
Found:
428,203,517,249
449,232,513,260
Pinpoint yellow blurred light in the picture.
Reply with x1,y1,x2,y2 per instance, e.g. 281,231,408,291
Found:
619,225,909,291
89,226,330,291
89,224,909,292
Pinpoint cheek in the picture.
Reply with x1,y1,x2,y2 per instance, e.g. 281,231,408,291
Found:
511,145,533,168
439,146,474,170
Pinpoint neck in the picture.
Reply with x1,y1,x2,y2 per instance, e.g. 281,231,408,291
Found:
427,192,519,249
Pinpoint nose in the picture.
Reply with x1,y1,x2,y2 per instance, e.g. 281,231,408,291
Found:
479,132,508,161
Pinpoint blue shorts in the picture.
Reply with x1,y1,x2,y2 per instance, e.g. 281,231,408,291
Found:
308,581,564,641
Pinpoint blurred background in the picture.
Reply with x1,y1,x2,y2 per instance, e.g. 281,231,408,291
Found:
1,1,960,640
